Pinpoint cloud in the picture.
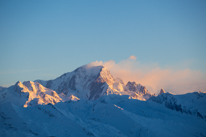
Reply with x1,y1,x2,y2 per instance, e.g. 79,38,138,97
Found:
90,57,206,94
129,55,137,61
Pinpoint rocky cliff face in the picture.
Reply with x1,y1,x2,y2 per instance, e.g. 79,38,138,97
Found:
126,81,154,100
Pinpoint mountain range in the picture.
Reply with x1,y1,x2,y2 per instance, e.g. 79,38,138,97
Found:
0,63,206,137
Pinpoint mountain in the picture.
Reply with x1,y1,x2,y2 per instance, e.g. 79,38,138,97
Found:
36,64,153,101
125,81,154,100
158,88,166,95
0,81,78,107
1,63,206,137
150,91,206,120
1,64,152,107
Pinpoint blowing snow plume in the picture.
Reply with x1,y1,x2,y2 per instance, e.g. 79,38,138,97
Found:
89,56,206,94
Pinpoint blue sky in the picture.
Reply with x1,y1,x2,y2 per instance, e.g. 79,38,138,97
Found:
0,0,206,93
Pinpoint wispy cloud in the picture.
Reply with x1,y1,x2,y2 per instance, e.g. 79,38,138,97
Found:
90,56,206,94
129,55,137,61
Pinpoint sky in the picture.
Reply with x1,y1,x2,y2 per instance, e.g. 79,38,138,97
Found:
0,0,206,94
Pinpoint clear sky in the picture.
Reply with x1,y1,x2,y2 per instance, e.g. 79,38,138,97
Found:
0,0,206,94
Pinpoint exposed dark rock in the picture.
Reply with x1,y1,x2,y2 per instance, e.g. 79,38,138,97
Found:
158,88,166,96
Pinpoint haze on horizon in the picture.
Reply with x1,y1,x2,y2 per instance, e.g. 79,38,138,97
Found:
0,0,206,94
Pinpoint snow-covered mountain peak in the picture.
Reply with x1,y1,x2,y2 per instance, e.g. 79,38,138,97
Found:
126,81,154,100
35,64,156,101
37,64,124,100
14,81,23,88
74,64,103,76
158,88,166,95
13,81,25,93
99,67,115,85
7,81,62,107
126,81,149,94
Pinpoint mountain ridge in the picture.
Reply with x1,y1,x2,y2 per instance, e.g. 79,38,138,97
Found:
150,91,206,120
36,64,154,101
1,63,206,137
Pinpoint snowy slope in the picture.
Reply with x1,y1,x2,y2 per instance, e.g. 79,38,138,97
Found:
0,86,5,91
0,102,93,137
1,94,206,137
150,91,206,120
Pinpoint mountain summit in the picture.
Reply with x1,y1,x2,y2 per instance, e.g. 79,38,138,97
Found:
158,88,166,95
36,64,153,101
